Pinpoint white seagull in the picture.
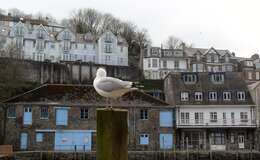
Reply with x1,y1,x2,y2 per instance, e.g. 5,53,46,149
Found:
93,68,137,103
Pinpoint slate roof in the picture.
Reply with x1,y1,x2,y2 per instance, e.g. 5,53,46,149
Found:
165,72,254,105
184,47,231,57
3,84,169,107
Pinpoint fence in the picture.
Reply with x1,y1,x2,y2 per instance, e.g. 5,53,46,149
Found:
6,150,260,160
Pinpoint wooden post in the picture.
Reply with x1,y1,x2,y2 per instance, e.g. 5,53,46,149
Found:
97,108,128,160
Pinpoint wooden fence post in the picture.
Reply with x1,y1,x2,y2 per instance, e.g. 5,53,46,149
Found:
97,108,128,160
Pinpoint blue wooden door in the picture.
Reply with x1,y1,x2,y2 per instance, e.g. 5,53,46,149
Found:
20,133,28,150
55,131,92,151
160,133,173,149
56,108,68,125
23,107,32,125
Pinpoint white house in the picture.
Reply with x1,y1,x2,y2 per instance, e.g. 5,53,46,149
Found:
0,20,128,66
164,72,256,151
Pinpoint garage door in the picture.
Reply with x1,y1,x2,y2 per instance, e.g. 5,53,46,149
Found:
55,130,92,151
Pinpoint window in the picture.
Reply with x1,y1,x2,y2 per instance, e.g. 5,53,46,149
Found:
174,60,179,69
63,31,71,40
256,72,260,80
56,108,68,126
36,133,43,142
211,132,225,145
40,106,48,119
230,133,235,143
7,106,16,118
211,73,224,83
160,111,173,127
152,59,158,68
37,29,44,38
163,60,167,68
237,91,245,101
105,33,112,42
245,61,253,66
223,92,231,101
23,106,32,125
240,112,248,122
214,55,219,63
195,112,203,124
183,74,197,83
63,41,70,51
223,112,227,124
120,46,123,52
80,108,88,119
181,92,189,101
231,112,235,124
225,55,229,62
209,92,217,101
210,112,217,122
139,134,149,145
105,43,112,53
36,40,44,50
140,109,148,120
16,37,23,49
248,72,252,80
148,59,151,68
181,112,189,124
105,55,110,62
195,92,203,101
213,66,219,72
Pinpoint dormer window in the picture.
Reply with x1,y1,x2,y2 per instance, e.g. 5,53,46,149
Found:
105,33,112,42
37,29,44,38
195,92,203,101
63,31,71,40
223,92,231,101
181,92,189,101
211,73,224,84
104,43,112,53
237,91,245,101
245,61,253,67
225,55,229,62
209,92,217,101
183,74,197,84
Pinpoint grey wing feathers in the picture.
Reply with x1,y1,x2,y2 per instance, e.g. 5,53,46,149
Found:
96,77,132,92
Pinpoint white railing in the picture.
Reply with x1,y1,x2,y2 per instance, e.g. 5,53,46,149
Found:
178,118,256,127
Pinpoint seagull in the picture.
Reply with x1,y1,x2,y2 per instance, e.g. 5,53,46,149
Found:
93,68,137,108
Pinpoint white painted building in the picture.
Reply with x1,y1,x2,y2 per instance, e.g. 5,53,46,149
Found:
165,72,256,151
0,20,128,66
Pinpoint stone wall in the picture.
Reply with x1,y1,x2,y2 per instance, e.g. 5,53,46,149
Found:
0,58,140,84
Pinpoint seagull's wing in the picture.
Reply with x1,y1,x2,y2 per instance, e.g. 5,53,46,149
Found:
96,77,132,92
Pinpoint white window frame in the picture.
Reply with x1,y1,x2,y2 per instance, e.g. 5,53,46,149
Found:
240,112,248,122
209,92,217,101
181,92,189,101
195,92,203,101
210,112,217,123
223,92,232,101
139,134,149,145
180,112,189,124
237,91,245,101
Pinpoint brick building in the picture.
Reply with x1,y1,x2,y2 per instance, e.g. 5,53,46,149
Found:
164,72,256,150
1,84,175,151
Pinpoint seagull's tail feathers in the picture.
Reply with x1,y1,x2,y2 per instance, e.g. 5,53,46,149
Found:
130,82,144,89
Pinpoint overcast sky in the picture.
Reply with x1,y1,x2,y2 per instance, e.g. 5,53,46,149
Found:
1,0,260,57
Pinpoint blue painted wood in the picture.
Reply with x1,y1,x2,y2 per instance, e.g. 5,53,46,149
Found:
56,108,68,125
23,107,32,125
140,134,149,145
36,133,43,142
160,111,173,127
20,133,28,150
160,133,173,149
54,130,92,151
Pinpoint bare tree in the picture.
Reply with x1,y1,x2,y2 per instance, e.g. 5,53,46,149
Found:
135,29,151,70
8,8,25,17
164,35,184,49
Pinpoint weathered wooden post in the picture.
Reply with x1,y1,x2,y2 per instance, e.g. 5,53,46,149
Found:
97,108,128,160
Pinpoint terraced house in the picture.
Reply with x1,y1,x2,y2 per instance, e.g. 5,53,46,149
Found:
164,72,256,150
1,84,175,151
0,15,128,66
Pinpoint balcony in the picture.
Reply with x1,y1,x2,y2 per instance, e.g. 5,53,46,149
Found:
177,118,256,128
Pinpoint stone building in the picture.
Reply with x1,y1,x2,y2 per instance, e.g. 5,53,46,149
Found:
1,84,175,151
164,72,256,150
0,15,128,66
